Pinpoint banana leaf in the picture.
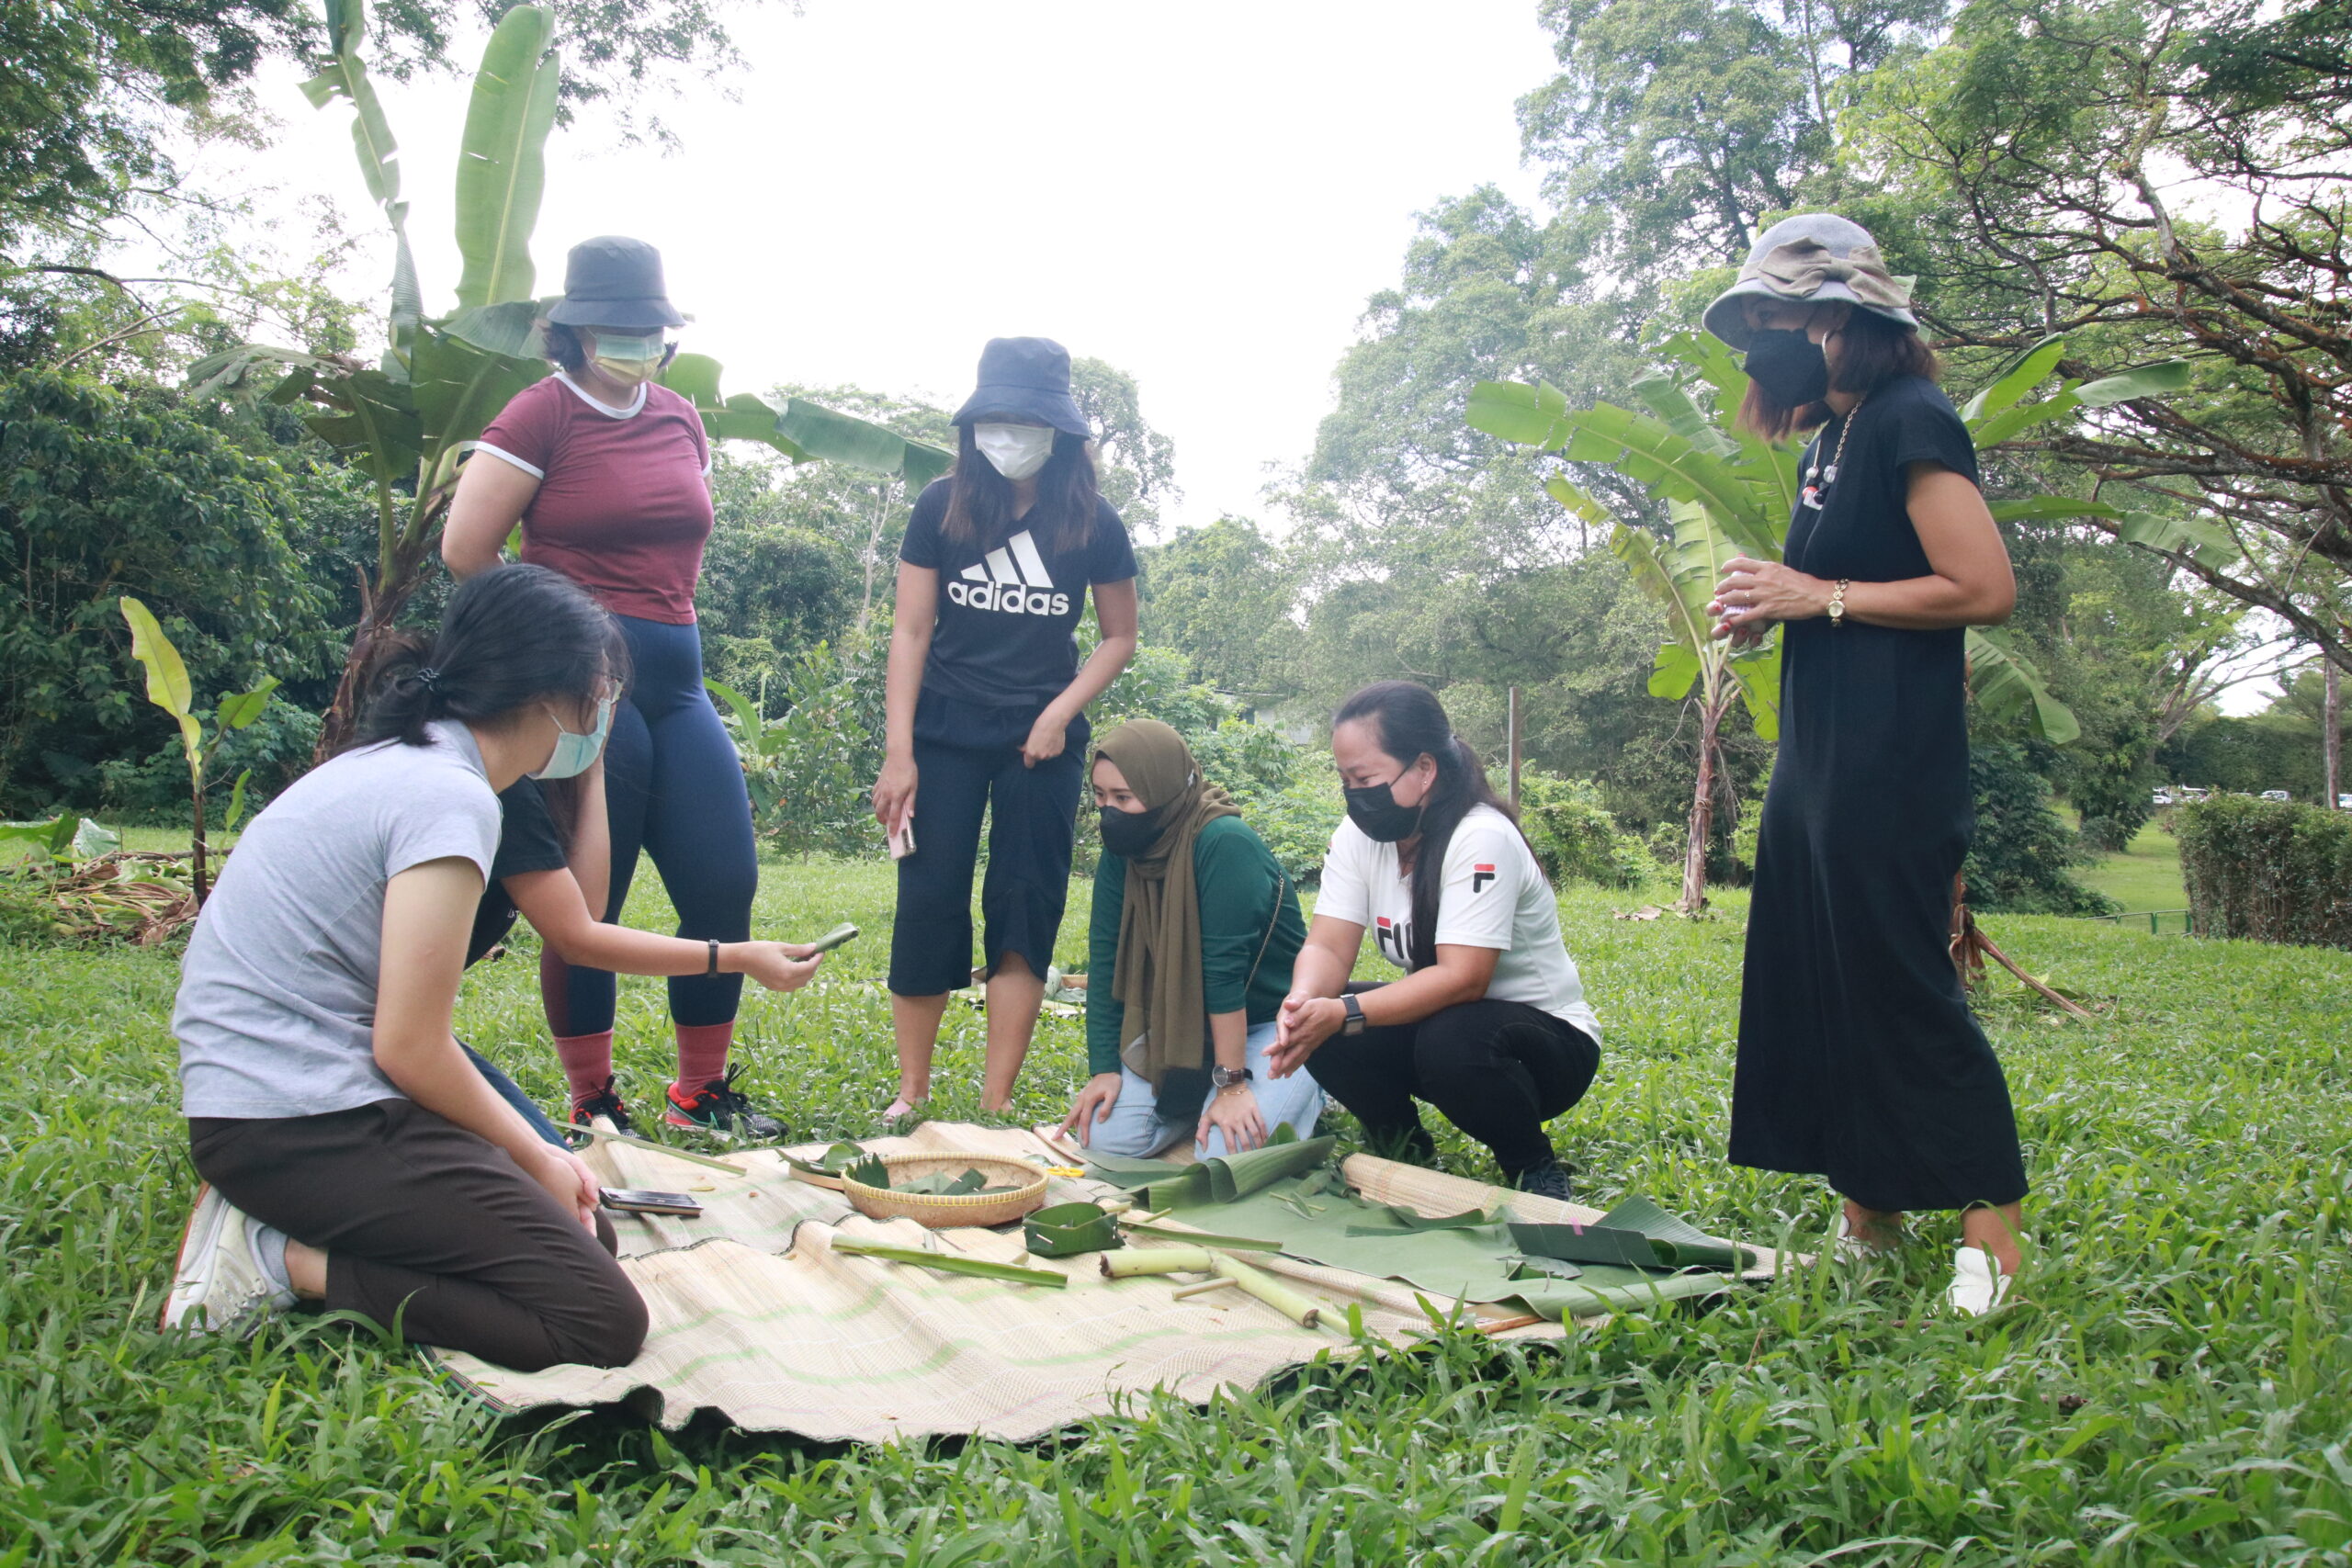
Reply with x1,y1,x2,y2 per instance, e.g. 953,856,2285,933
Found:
1024,1201,1123,1258
1074,1147,1186,1189
829,1238,1068,1289
1966,626,2080,745
1119,1223,1283,1252
452,6,560,313
1506,1221,1666,1269
1343,1204,1499,1236
1140,1127,1338,1210
1595,1195,1759,1269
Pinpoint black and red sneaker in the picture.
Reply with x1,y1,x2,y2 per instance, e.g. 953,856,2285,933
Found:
663,1064,786,1141
569,1076,634,1135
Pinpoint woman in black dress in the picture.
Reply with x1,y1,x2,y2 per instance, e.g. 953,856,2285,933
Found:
1702,213,2027,1315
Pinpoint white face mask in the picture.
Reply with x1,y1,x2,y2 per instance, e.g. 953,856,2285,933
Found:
973,423,1056,480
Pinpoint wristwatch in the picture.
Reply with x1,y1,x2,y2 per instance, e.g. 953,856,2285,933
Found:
1340,994,1367,1036
1826,578,1851,626
1210,1065,1253,1091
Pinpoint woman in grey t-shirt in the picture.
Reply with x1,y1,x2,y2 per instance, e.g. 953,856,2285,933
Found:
162,566,819,1370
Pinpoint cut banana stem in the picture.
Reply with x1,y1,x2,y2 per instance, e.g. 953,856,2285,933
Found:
1101,1245,1214,1278
1171,1277,1240,1300
1212,1253,1324,1329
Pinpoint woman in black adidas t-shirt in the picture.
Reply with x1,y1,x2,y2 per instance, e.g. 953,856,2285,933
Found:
871,337,1139,1116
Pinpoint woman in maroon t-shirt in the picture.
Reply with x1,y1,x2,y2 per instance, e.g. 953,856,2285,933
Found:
443,236,782,1144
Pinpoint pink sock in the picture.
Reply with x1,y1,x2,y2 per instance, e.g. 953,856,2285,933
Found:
674,1021,733,1094
553,1032,616,1107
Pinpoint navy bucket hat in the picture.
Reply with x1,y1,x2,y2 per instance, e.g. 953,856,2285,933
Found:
546,236,686,332
1702,213,1918,350
949,336,1090,435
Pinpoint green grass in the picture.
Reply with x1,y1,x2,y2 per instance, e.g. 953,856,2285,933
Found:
2075,819,2189,915
3,856,2349,1563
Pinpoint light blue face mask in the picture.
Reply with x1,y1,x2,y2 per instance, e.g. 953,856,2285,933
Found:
532,693,617,781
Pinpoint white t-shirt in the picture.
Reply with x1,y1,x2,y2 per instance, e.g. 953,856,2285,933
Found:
1317,804,1600,1041
175,720,502,1120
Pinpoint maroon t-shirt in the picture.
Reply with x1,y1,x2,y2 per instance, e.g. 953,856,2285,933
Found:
474,373,715,624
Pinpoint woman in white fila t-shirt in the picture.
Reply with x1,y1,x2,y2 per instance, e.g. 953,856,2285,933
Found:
1266,682,1601,1201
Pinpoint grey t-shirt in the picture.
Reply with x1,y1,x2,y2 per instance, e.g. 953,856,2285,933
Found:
175,720,502,1120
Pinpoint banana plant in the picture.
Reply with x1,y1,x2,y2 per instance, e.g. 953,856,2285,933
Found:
187,0,951,761
1470,329,2092,909
119,597,277,905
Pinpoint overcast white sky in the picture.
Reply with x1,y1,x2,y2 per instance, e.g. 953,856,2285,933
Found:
201,0,1556,537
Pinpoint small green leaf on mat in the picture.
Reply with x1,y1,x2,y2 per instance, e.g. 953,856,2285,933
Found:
1122,1223,1283,1252
1025,1201,1123,1258
784,1141,869,1177
830,1238,1068,1288
843,1154,891,1190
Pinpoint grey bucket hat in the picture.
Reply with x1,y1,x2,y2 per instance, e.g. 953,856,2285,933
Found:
1702,213,1918,350
546,236,686,332
949,336,1091,435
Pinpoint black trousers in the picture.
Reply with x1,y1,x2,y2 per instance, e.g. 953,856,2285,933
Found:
888,690,1087,996
1305,987,1600,1177
188,1100,647,1371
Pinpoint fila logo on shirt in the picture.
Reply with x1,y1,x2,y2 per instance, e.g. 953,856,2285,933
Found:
948,530,1070,616
1472,863,1498,894
1374,915,1413,966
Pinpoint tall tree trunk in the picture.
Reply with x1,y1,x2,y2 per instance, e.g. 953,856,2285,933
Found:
1679,693,1726,914
313,525,439,763
2326,659,2343,810
190,773,209,907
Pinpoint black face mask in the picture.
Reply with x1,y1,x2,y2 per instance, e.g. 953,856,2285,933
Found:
1099,802,1168,859
1344,780,1425,843
1744,327,1829,408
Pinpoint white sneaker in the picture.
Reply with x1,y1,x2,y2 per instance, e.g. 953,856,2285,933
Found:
1945,1247,2013,1316
1833,1213,1871,1262
161,1186,296,1337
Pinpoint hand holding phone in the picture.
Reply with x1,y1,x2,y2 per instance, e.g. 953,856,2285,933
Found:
887,816,916,860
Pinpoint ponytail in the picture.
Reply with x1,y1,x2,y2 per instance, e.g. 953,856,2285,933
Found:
1333,680,1529,973
349,564,626,751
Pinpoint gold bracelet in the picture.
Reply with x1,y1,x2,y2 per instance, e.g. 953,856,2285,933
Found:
1827,579,1851,626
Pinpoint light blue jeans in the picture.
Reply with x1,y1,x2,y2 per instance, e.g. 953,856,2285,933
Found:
1086,1019,1328,1159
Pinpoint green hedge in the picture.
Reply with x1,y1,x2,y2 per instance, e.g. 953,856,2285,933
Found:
2175,795,2352,950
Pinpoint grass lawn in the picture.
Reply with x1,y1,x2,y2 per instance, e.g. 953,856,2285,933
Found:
2074,819,2190,916
3,852,2349,1563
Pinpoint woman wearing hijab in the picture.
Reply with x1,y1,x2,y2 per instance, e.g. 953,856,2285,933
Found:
1058,721,1315,1156
871,338,1140,1118
443,236,783,1144
1700,213,2027,1315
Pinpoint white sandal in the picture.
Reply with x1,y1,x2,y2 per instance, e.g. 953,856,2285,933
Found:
1945,1247,2013,1316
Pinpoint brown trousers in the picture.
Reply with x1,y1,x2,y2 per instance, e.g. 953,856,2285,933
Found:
188,1099,647,1371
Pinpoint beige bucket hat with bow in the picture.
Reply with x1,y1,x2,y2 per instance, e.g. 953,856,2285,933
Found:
1702,213,1919,350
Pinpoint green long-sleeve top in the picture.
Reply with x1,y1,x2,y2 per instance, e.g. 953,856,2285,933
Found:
1086,815,1306,1077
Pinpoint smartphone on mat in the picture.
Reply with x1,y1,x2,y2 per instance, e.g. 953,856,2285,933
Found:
601,1188,704,1217
808,921,860,953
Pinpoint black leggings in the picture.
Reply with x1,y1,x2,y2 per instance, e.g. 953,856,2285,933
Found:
189,1100,645,1371
545,614,757,1034
1305,987,1600,1177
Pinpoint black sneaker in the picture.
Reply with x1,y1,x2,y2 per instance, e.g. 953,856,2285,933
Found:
569,1077,634,1135
1514,1159,1576,1203
664,1064,786,1141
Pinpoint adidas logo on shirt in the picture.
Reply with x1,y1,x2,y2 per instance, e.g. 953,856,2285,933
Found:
947,530,1070,616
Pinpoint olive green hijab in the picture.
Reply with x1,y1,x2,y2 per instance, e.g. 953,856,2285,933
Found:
1098,720,1238,1088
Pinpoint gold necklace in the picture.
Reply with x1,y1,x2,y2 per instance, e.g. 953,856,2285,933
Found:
1799,396,1868,512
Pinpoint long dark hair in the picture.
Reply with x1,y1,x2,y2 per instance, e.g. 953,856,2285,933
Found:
350,564,626,750
1333,680,1526,972
1736,310,1942,441
941,425,1099,553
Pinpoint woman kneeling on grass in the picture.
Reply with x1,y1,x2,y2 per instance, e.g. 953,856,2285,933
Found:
1059,721,1316,1157
1267,682,1602,1201
161,565,812,1369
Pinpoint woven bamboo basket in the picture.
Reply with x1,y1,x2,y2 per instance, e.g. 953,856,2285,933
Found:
841,1153,1050,1229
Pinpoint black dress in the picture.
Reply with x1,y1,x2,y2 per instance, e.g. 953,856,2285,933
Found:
1727,376,2029,1214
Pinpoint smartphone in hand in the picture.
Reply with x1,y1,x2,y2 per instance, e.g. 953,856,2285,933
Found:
887,818,916,860
808,921,860,953
601,1188,704,1217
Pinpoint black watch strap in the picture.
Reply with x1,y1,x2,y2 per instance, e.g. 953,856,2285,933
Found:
706,938,720,976
1340,993,1366,1035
